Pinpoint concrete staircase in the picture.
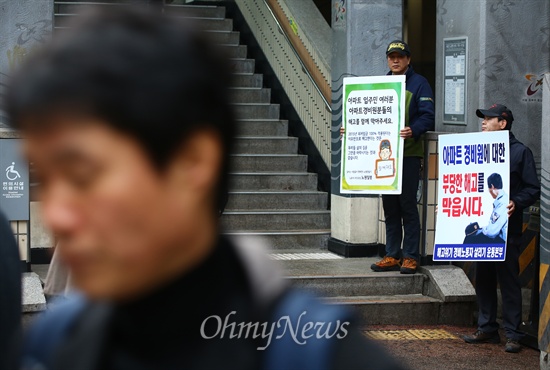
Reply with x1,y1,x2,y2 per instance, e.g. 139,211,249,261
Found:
165,4,332,249
52,2,475,326
282,257,476,326
54,1,331,251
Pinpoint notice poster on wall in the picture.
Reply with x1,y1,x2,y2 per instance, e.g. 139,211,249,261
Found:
434,131,510,261
340,75,405,194
443,37,467,125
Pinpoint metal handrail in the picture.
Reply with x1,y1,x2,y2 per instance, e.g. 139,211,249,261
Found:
262,0,331,113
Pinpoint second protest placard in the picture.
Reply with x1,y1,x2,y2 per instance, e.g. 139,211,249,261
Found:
434,131,510,261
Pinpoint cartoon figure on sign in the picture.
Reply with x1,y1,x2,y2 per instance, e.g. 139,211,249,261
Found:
375,139,395,178
463,173,508,245
5,162,21,181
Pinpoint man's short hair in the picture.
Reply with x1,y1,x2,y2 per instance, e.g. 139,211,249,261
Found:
487,173,503,190
5,6,235,211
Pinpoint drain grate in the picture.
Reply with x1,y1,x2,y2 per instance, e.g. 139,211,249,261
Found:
364,329,458,340
269,252,344,260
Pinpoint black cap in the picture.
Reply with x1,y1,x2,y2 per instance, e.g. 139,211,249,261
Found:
465,222,479,236
386,40,411,56
475,104,514,124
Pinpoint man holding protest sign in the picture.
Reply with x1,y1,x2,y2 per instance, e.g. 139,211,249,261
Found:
464,104,540,353
370,40,435,274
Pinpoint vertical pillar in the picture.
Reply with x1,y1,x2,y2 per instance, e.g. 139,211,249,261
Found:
329,0,403,256
0,0,54,264
539,73,550,369
435,0,549,162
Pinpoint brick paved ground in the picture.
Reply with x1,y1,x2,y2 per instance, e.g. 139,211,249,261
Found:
364,325,539,370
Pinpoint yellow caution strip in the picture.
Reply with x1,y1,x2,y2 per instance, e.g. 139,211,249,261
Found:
539,263,550,352
541,263,549,291
364,329,458,341
519,237,536,275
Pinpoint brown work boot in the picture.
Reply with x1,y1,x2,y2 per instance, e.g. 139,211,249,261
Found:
371,256,401,272
504,339,521,353
400,258,417,274
463,330,501,344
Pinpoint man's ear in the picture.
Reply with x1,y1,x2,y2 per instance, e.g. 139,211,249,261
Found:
499,119,508,130
167,129,223,194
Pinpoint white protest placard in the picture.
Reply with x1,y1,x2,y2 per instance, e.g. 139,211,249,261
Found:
340,75,405,194
434,131,510,261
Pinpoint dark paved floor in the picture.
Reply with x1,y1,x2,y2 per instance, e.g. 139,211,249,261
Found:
29,261,540,369
366,324,539,370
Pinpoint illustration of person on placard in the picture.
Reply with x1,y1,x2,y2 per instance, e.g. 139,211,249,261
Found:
462,173,508,245
375,139,395,178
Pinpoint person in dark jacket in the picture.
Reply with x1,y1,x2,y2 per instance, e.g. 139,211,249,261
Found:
0,209,21,370
371,40,435,274
7,7,408,370
464,104,540,353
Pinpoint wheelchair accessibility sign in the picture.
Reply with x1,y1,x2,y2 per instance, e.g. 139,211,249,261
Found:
0,139,29,220
6,162,21,181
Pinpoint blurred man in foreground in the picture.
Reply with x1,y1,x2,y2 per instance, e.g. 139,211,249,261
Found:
7,7,406,370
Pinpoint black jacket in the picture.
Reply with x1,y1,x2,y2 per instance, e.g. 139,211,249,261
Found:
0,210,21,370
508,131,540,236
21,237,408,370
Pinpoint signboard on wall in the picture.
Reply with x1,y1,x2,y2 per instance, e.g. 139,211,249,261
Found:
0,139,29,220
434,131,510,261
340,75,405,194
443,37,467,125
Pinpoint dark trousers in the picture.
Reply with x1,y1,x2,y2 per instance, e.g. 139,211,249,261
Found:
382,156,421,260
475,236,523,340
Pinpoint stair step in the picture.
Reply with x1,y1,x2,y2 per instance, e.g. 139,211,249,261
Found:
231,74,263,88
226,191,327,210
53,26,241,48
55,3,227,20
233,137,298,154
229,154,307,172
235,120,288,137
287,273,425,297
223,230,330,250
53,14,80,28
54,2,120,14
164,4,226,19
325,294,441,325
220,45,247,59
203,31,240,46
228,59,255,74
229,172,318,191
233,104,279,120
221,210,330,231
55,14,234,32
229,88,270,104
168,16,233,32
